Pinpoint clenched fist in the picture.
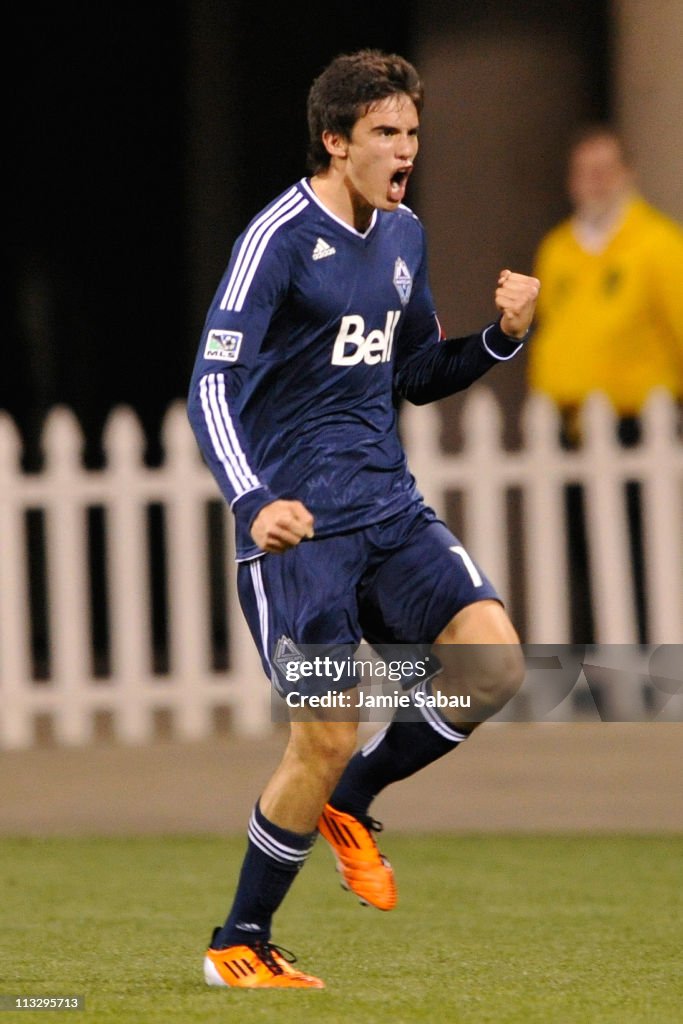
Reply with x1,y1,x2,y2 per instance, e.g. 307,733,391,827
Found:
251,499,315,554
495,269,541,339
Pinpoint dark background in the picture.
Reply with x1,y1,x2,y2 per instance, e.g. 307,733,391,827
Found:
5,0,608,468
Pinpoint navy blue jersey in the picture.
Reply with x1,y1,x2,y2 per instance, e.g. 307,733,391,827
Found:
188,179,523,560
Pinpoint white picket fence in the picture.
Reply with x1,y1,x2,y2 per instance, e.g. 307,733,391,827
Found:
402,389,683,646
1,389,682,749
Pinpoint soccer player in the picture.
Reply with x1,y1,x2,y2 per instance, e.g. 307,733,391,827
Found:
188,49,539,989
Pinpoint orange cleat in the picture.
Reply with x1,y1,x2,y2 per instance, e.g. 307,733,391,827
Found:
318,804,397,911
204,936,325,989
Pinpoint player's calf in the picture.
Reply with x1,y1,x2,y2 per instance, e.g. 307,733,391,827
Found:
434,642,525,723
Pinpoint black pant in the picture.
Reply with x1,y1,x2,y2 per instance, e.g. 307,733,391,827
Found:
562,414,646,644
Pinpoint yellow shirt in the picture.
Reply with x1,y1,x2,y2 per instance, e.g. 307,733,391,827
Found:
528,197,683,414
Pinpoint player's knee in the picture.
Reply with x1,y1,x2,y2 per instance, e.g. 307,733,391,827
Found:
291,721,358,781
314,727,357,769
469,645,525,714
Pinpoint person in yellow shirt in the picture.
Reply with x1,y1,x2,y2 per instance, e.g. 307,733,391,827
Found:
530,125,683,433
528,126,683,642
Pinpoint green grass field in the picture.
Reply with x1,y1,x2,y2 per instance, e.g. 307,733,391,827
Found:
1,834,681,1024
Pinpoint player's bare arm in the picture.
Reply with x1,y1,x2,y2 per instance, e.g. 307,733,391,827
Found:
495,269,541,338
251,499,315,553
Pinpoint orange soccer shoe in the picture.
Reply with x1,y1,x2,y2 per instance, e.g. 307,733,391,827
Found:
204,936,325,990
318,804,397,911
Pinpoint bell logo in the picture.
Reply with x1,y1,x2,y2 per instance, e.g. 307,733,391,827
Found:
331,311,401,366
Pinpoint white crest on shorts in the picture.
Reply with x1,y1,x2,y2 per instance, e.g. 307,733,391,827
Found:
273,635,305,673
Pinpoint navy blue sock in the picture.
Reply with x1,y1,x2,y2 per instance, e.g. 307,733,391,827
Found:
212,801,317,948
329,680,468,818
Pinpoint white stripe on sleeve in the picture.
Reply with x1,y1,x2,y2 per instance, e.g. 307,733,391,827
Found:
199,373,260,499
220,188,308,312
231,199,308,312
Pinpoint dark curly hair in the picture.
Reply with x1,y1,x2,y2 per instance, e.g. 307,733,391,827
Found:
306,49,424,174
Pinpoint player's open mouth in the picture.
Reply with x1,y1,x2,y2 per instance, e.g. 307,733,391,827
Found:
388,168,411,201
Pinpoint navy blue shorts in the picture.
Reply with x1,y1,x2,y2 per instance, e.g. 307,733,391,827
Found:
237,505,500,697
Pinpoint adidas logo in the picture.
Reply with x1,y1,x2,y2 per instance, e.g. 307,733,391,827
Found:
312,237,336,261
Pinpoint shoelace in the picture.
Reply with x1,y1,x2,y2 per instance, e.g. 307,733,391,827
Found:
357,815,394,870
358,814,384,835
251,941,298,975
